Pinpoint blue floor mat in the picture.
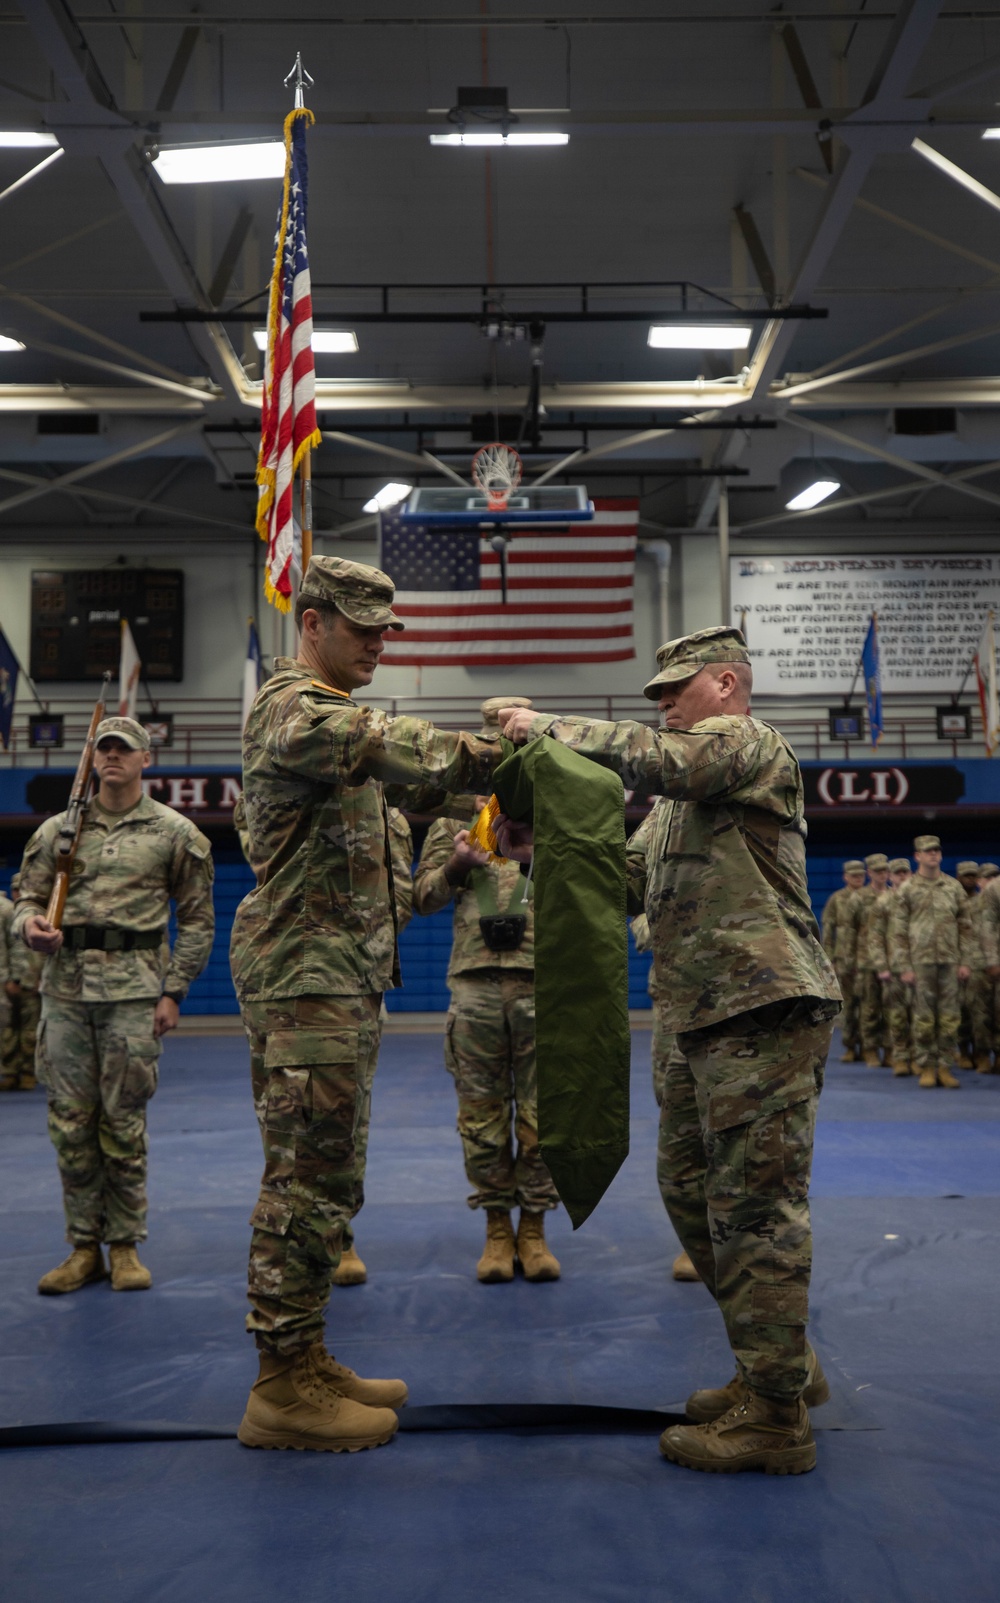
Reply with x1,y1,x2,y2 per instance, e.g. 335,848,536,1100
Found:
1,1027,999,1603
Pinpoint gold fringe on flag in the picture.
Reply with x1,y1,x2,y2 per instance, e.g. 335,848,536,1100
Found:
470,795,508,861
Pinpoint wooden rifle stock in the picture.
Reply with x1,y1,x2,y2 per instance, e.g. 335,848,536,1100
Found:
44,674,111,931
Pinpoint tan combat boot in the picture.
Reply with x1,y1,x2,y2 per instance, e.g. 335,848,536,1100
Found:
892,1059,912,1077
476,1209,516,1283
975,1054,993,1073
840,1047,859,1063
863,1052,882,1068
109,1243,153,1291
937,1063,961,1089
38,1243,108,1295
18,1073,36,1090
0,1073,18,1093
662,1390,816,1474
237,1349,398,1452
516,1211,561,1282
685,1342,830,1424
332,1245,367,1286
918,1067,937,1088
309,1344,408,1409
957,1052,974,1070
672,1250,701,1282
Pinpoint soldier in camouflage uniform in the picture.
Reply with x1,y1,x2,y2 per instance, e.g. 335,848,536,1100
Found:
871,858,915,1076
14,716,214,1294
1,874,46,1091
955,861,984,1069
231,556,499,1454
499,627,840,1476
630,809,700,1284
822,861,865,1061
966,862,997,1072
889,835,973,1089
413,696,561,1286
332,804,414,1289
979,866,1000,1069
0,885,13,1073
855,853,890,1067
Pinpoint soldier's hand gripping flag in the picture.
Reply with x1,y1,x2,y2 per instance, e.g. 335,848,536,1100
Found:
255,108,321,611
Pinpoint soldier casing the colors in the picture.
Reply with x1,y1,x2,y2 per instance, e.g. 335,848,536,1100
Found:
14,716,214,1294
413,695,561,1286
499,626,840,1477
230,556,499,1454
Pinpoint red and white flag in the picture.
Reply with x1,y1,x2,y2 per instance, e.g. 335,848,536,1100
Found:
118,620,141,718
379,499,639,666
255,108,321,612
975,609,1000,757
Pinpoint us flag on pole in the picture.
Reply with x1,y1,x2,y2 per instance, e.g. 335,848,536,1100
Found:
379,499,639,666
255,108,321,612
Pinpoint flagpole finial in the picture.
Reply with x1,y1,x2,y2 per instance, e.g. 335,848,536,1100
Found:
284,52,314,110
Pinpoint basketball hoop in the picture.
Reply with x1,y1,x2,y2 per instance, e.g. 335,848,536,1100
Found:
471,442,523,512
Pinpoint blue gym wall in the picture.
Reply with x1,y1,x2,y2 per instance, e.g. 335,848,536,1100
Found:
6,841,997,1016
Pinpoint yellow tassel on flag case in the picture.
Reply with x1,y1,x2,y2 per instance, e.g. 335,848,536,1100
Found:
470,795,508,861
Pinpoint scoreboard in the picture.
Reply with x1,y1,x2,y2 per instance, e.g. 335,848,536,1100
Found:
30,569,184,683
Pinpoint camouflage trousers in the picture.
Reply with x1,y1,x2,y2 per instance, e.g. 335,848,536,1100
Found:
649,993,674,1108
36,995,161,1245
658,996,836,1403
2,988,41,1083
858,968,886,1056
908,965,961,1070
960,971,994,1057
882,976,913,1066
834,964,860,1051
444,972,559,1213
242,992,381,1355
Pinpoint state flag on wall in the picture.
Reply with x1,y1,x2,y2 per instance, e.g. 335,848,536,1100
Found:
118,620,141,718
861,613,883,749
378,498,639,667
0,627,18,751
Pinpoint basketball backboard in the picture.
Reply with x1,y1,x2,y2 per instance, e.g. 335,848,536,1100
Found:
399,484,594,526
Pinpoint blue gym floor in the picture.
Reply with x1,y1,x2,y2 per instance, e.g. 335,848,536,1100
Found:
2,1028,999,1603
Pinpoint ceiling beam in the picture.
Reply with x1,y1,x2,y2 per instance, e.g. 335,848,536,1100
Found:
777,314,1000,400
744,0,946,401
785,414,1000,513
737,458,1000,530
0,420,201,517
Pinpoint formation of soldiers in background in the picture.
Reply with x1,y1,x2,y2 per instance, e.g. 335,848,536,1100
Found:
0,874,45,1092
821,838,1000,1089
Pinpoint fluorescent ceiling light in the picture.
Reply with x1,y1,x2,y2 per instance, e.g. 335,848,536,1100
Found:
429,132,569,147
151,141,284,184
982,128,1000,139
648,324,752,350
912,137,1000,216
0,131,59,148
363,482,412,513
253,329,359,354
785,479,840,511
0,335,25,351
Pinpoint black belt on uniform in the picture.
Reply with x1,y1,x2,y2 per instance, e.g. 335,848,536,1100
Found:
62,926,165,953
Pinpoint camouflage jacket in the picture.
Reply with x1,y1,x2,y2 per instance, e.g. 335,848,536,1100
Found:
967,891,990,970
978,881,1000,968
855,884,891,970
8,905,45,990
0,894,11,987
821,885,862,968
519,710,840,1031
13,795,214,1002
628,804,662,998
888,872,974,970
866,890,897,974
229,659,497,1002
413,814,535,980
387,807,414,934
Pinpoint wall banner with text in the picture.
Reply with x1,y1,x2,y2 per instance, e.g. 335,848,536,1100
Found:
731,553,1000,695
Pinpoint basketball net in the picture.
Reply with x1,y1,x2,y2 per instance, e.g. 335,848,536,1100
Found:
471,442,523,511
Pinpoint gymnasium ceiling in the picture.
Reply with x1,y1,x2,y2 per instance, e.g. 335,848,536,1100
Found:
3,0,1000,544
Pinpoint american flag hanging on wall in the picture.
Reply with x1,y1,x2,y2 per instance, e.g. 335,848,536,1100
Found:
255,108,322,612
379,498,639,666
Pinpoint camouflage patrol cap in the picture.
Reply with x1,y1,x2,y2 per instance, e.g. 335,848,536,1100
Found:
865,853,889,871
480,694,532,736
843,860,865,873
979,863,999,879
299,556,404,631
956,861,980,877
95,716,150,752
642,625,750,702
914,834,941,851
888,858,911,873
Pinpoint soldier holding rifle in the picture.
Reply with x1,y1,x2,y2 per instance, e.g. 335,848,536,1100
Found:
14,692,214,1295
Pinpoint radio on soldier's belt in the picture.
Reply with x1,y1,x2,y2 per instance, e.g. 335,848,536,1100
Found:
471,864,531,953
61,926,165,952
